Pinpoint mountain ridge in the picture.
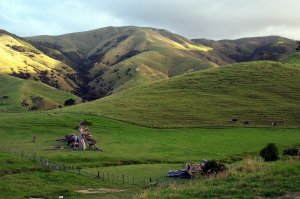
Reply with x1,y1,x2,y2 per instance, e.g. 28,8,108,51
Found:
26,26,230,99
0,26,299,102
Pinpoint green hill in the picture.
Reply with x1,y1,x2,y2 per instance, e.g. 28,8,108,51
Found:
193,36,297,62
27,26,231,99
64,61,300,127
0,30,81,92
0,75,80,111
281,52,300,64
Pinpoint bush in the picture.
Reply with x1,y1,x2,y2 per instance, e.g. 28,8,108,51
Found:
260,143,279,162
201,160,226,175
30,96,45,110
64,99,76,106
283,146,299,156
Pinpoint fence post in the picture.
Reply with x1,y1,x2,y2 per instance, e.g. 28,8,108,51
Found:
122,174,125,184
117,174,119,184
97,171,100,179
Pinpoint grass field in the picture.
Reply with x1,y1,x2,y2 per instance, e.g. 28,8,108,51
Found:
139,159,300,199
1,112,299,166
0,112,299,198
0,75,80,111
66,61,300,127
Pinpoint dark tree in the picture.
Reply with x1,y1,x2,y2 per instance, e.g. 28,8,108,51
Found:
64,99,76,106
297,41,300,51
260,143,279,162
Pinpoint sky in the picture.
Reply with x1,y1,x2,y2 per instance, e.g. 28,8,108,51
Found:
0,0,300,40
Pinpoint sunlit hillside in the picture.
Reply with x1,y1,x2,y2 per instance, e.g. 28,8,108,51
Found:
0,30,81,92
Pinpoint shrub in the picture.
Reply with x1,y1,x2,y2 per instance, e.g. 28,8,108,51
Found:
64,99,76,106
283,146,299,156
260,143,279,162
30,96,45,110
201,160,226,175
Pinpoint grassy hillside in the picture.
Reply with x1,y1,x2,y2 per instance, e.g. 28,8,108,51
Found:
0,30,81,92
139,159,300,199
27,26,231,98
0,75,80,111
64,61,300,127
281,52,300,64
193,36,297,62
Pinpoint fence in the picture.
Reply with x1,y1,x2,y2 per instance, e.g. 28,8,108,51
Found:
0,143,194,189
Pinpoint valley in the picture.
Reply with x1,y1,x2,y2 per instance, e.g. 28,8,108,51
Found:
0,25,299,198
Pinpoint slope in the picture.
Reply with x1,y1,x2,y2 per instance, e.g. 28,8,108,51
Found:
64,61,300,127
193,36,297,62
0,30,81,92
0,75,80,111
27,26,231,99
281,52,300,64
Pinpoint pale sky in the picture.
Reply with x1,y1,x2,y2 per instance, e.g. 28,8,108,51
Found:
0,0,300,40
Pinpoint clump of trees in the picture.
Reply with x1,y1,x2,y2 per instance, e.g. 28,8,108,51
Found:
260,143,279,162
64,99,76,106
20,96,45,110
30,96,45,110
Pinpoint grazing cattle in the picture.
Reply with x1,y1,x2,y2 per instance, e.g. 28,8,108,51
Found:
232,119,238,123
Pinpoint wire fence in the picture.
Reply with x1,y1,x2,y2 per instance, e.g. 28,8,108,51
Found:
0,143,195,189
